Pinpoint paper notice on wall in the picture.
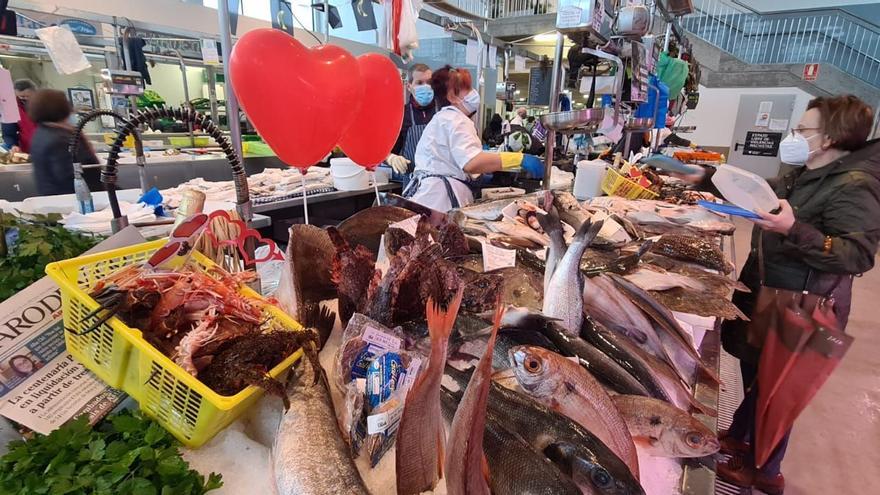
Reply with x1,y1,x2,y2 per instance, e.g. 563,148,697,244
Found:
0,68,19,124
201,39,220,65
755,112,771,127
488,45,497,70
515,55,526,72
758,101,773,114
35,26,91,75
466,39,480,66
769,118,789,132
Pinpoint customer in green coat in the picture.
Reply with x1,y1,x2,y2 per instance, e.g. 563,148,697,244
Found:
697,95,879,494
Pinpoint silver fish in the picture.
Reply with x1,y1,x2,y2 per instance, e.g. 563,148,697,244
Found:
536,191,566,294
543,219,604,336
273,359,369,495
612,395,720,458
486,219,549,247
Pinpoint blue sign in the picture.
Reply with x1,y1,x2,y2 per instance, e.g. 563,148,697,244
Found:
59,19,97,36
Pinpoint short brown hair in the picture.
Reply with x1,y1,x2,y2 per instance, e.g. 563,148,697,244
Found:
431,65,473,108
807,95,874,151
28,89,72,124
408,63,431,82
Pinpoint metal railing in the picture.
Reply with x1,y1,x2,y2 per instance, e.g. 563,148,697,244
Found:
488,0,556,19
682,0,880,88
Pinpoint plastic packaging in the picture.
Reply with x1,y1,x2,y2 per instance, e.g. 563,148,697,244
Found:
711,164,779,213
574,159,607,200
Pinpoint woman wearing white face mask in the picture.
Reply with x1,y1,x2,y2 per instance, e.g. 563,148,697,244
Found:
703,95,880,494
403,66,544,212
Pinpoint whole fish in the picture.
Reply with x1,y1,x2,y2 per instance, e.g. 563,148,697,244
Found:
579,319,673,403
553,190,591,229
440,390,582,495
445,306,504,495
273,358,368,495
486,219,550,247
649,286,749,321
623,266,706,292
608,273,720,384
536,191,566,293
501,309,650,397
635,342,717,417
455,196,523,221
505,345,639,479
652,233,733,274
611,395,720,458
543,219,604,336
337,205,420,254
445,367,645,495
396,288,464,495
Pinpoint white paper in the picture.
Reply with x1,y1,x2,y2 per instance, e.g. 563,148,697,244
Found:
201,39,220,65
35,26,91,75
466,39,480,66
390,214,420,237
515,55,526,72
362,326,402,352
758,101,773,113
754,112,770,127
769,118,789,132
400,356,422,394
0,228,143,434
366,405,403,435
0,68,18,124
488,45,497,70
481,241,517,271
557,6,584,29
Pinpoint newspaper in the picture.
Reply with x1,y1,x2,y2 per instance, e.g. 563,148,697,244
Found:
0,226,145,435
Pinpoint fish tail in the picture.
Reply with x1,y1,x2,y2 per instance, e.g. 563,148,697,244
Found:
426,285,465,344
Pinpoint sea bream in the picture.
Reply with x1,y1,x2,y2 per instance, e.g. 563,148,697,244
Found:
612,395,720,458
445,366,645,495
501,345,640,479
273,358,369,495
543,219,604,337
395,287,464,495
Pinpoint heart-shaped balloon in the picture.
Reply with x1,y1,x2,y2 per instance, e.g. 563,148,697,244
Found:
338,53,405,170
230,29,363,169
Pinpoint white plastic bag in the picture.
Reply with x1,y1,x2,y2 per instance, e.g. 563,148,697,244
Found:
398,0,419,61
35,26,91,75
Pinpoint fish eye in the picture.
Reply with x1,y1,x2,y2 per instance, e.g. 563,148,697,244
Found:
590,467,613,488
524,357,542,373
686,432,704,447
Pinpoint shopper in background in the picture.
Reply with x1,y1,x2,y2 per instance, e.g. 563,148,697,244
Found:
509,106,527,127
28,89,99,196
697,95,879,494
2,79,37,153
387,63,436,187
404,66,543,212
482,113,504,147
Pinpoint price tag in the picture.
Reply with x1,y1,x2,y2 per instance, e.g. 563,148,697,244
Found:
400,356,423,394
482,242,516,271
201,39,220,65
363,326,402,352
390,215,420,237
367,405,403,435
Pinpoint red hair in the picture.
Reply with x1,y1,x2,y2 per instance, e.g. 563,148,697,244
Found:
431,65,473,108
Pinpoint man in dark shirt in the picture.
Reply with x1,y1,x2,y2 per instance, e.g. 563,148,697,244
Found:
386,63,436,186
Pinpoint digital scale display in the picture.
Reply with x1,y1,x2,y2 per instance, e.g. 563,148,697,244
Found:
100,69,145,96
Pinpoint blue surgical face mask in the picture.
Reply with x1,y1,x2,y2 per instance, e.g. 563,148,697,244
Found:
412,85,434,107
461,89,480,116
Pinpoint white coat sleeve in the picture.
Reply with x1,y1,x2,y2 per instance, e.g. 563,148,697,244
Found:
448,118,484,171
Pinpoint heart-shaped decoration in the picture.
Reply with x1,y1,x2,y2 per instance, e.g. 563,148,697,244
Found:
230,29,363,169
236,231,284,265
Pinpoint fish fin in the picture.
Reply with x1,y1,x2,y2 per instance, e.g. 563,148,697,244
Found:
481,453,491,484
437,425,445,480
426,285,465,345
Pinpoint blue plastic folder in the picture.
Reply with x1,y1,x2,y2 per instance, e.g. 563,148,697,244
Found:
697,200,762,220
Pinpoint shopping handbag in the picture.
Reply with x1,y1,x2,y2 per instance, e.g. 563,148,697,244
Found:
754,322,853,467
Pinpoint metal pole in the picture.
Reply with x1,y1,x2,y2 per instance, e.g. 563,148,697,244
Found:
206,65,220,126
543,31,564,190
218,0,244,182
323,0,330,43
663,21,673,51
172,50,195,148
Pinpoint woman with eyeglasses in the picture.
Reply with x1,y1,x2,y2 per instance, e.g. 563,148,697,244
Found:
402,66,544,213
686,95,880,493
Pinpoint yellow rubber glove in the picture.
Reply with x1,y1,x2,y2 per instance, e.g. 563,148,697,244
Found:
500,152,524,170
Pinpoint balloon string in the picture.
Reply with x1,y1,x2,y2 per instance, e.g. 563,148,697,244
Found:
301,171,310,225
371,170,381,205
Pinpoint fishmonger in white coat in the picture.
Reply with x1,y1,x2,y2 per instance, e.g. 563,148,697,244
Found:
403,66,544,213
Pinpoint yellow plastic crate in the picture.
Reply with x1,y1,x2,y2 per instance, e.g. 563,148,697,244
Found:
601,167,660,200
45,240,303,447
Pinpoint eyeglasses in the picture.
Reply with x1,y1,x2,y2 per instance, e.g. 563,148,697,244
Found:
791,127,821,137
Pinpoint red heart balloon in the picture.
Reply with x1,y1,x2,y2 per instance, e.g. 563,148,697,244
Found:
230,29,363,169
338,53,405,170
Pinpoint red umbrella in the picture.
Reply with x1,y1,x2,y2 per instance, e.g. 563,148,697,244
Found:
755,324,853,468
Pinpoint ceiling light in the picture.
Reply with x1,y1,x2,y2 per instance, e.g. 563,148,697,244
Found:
533,32,558,42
